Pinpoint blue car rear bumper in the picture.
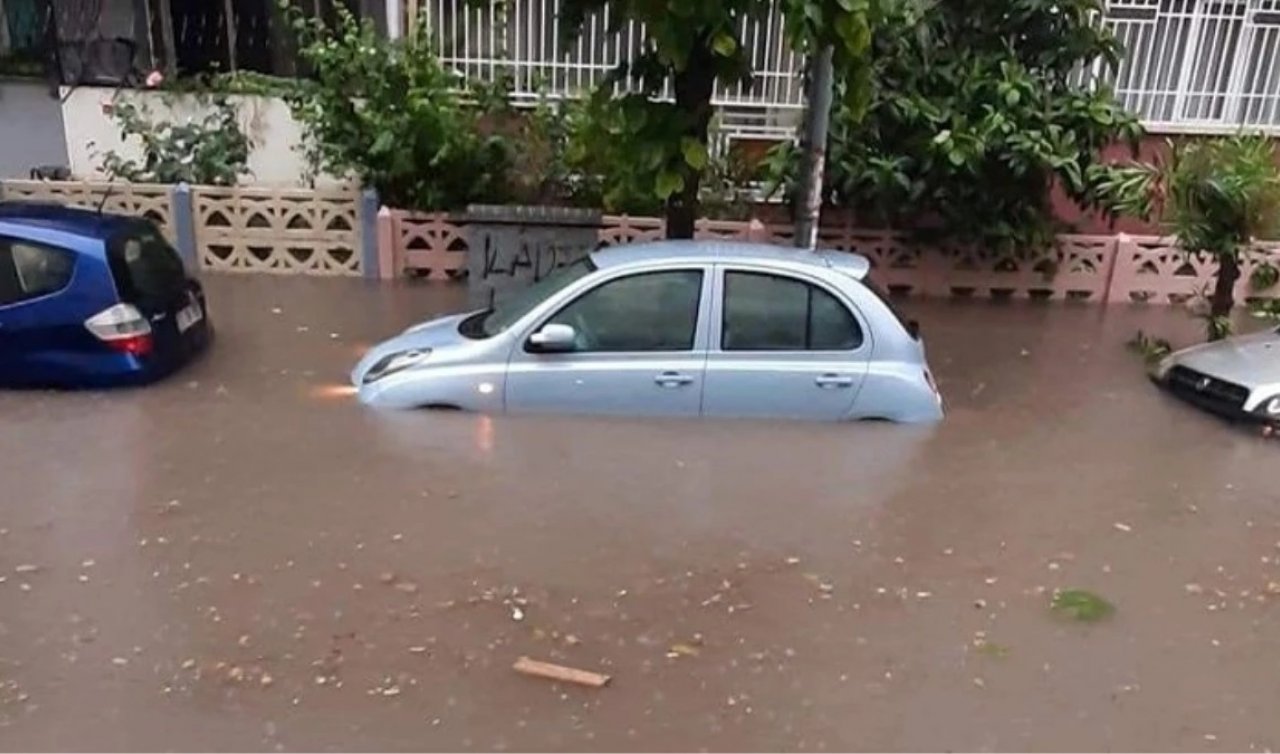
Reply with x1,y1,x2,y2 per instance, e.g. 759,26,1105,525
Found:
0,324,213,389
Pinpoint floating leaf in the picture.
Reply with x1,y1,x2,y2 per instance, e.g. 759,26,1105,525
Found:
1051,589,1114,622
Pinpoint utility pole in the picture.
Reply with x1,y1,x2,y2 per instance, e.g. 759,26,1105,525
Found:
794,45,834,251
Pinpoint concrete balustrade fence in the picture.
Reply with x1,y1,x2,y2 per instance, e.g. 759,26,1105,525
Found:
0,180,372,278
376,208,1280,305
4,179,1279,306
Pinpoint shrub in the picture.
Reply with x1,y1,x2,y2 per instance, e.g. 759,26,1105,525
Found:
99,95,252,186
280,1,510,211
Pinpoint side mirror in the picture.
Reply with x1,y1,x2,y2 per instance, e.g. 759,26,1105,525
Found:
528,323,577,353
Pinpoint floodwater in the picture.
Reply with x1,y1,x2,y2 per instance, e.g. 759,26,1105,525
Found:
1,274,1278,752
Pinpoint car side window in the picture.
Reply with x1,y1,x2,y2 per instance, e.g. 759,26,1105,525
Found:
722,271,862,351
544,269,704,352
0,238,75,306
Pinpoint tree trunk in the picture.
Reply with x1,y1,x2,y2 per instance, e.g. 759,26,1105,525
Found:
1209,253,1240,341
666,42,717,240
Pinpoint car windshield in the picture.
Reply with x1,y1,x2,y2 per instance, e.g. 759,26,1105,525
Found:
467,256,597,338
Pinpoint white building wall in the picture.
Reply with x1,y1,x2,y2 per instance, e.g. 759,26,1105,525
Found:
60,86,342,186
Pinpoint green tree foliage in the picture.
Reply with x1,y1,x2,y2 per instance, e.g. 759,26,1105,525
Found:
279,1,510,210
1097,135,1280,340
766,0,1142,252
99,95,252,186
559,0,882,238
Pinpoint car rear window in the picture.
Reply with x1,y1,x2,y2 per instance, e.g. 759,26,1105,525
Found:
106,223,188,304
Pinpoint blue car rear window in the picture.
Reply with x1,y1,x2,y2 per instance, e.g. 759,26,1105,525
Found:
106,223,188,304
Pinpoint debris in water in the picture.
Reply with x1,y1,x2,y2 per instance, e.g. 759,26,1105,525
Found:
513,657,611,688
785,557,800,566
14,565,38,574
1113,522,1133,533
1185,583,1205,595
667,643,700,659
111,657,129,667
511,606,525,622
1051,589,1115,622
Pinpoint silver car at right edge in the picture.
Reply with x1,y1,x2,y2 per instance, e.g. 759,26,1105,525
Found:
1154,325,1280,426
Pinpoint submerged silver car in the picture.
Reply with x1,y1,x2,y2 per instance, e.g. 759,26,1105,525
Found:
1154,325,1280,425
352,241,943,422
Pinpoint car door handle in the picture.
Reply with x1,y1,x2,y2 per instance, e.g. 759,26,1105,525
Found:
654,371,695,387
815,373,854,389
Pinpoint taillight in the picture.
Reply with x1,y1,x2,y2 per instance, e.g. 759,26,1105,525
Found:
85,303,154,357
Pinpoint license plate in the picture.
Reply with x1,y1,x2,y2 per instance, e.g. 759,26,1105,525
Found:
176,299,203,333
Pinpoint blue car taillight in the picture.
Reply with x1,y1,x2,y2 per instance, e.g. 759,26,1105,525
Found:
85,303,153,356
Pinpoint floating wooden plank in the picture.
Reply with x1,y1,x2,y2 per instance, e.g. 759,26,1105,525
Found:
512,656,611,688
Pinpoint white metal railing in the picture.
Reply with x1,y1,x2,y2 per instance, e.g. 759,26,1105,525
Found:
411,0,1280,137
409,0,806,138
1095,0,1280,131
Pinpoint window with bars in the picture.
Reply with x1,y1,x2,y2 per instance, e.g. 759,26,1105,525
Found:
1098,0,1280,130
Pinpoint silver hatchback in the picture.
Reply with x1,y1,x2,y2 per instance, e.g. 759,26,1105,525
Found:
352,241,943,422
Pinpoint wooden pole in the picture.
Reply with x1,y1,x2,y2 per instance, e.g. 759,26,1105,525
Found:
222,0,238,72
512,657,611,688
156,0,177,76
1,0,11,57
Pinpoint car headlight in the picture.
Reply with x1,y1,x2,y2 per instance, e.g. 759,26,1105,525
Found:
363,349,431,384
1153,355,1176,380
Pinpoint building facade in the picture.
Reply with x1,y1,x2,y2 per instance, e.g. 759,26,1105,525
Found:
403,0,1280,141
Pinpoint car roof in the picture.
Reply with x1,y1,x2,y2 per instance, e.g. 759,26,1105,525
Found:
590,240,871,280
0,202,141,242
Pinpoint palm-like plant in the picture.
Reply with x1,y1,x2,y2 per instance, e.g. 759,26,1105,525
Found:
1098,135,1280,340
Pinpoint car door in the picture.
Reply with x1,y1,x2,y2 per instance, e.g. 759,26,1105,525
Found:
702,266,871,420
0,237,80,384
504,266,711,417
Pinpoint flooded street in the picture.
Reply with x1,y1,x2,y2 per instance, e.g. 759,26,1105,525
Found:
2,274,1278,751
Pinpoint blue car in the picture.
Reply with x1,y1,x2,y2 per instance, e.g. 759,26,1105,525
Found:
0,203,212,388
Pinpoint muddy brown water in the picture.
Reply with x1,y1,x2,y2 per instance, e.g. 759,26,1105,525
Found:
1,274,1278,752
